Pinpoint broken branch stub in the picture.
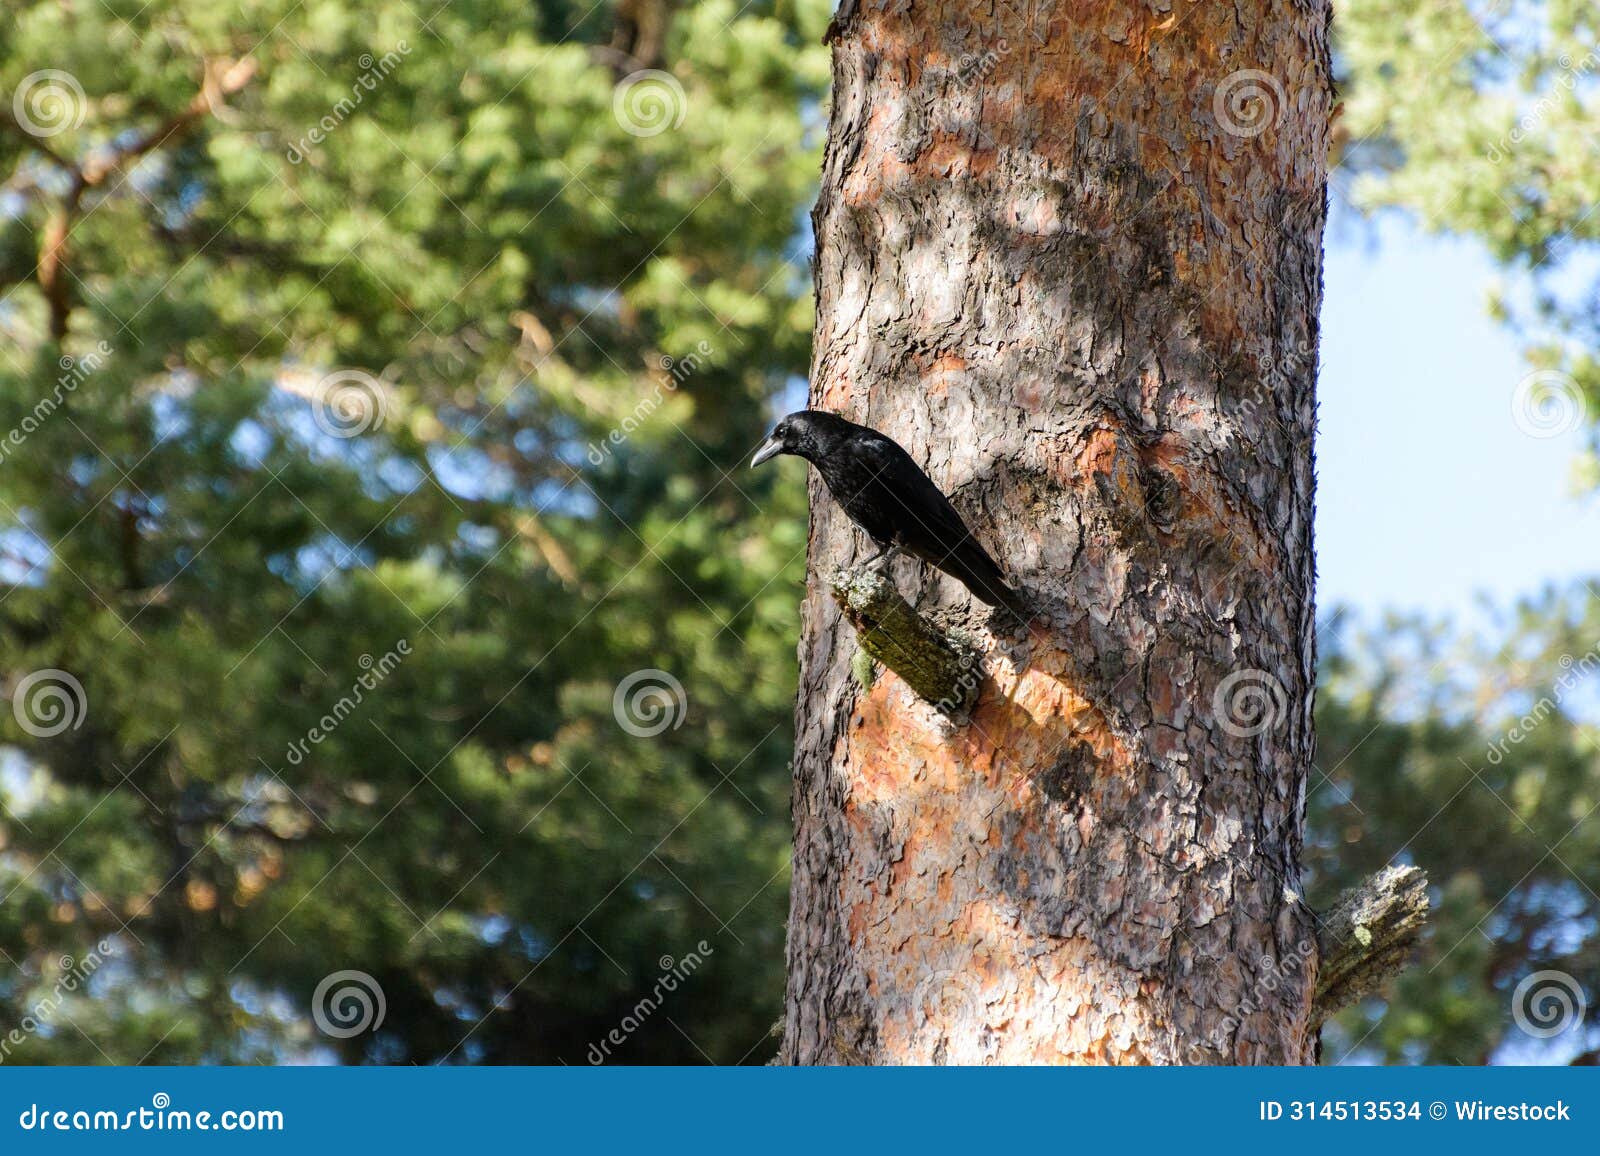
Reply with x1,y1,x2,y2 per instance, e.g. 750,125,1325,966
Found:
1312,864,1431,1029
828,566,981,714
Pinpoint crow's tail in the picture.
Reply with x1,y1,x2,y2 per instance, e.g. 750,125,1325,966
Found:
941,539,1028,617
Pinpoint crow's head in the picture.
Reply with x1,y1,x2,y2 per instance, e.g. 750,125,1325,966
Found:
750,410,851,467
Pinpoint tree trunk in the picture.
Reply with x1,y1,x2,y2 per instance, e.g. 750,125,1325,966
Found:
782,0,1331,1064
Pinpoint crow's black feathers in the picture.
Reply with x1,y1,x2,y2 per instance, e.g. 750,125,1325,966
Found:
752,410,1019,610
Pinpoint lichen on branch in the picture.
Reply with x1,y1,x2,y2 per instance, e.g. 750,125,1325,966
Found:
828,566,981,714
1312,864,1431,1029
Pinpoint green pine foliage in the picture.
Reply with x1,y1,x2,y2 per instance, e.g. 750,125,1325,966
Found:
1338,0,1600,482
0,0,827,1063
1316,0,1600,1063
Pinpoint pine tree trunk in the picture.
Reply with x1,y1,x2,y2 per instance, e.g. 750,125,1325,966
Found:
782,0,1331,1064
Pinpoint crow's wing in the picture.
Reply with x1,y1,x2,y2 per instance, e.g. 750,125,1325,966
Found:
846,432,1018,609
848,432,977,554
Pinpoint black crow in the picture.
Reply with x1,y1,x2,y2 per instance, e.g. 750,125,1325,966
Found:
752,410,1020,611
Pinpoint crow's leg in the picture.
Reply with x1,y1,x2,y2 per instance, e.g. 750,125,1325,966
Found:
861,542,902,573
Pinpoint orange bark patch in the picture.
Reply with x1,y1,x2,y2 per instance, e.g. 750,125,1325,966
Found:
1073,427,1145,512
921,135,998,180
845,643,1124,811
918,353,969,397
814,377,854,412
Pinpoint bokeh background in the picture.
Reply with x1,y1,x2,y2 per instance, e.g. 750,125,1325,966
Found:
0,0,1596,1065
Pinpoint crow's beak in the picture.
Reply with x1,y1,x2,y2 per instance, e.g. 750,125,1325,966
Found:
750,436,783,468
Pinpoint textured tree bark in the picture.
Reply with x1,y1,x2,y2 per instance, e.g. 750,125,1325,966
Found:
782,0,1331,1064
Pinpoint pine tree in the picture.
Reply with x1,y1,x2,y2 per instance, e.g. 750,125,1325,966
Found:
782,0,1334,1062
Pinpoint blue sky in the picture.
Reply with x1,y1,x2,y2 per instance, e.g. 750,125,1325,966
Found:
1316,204,1598,620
